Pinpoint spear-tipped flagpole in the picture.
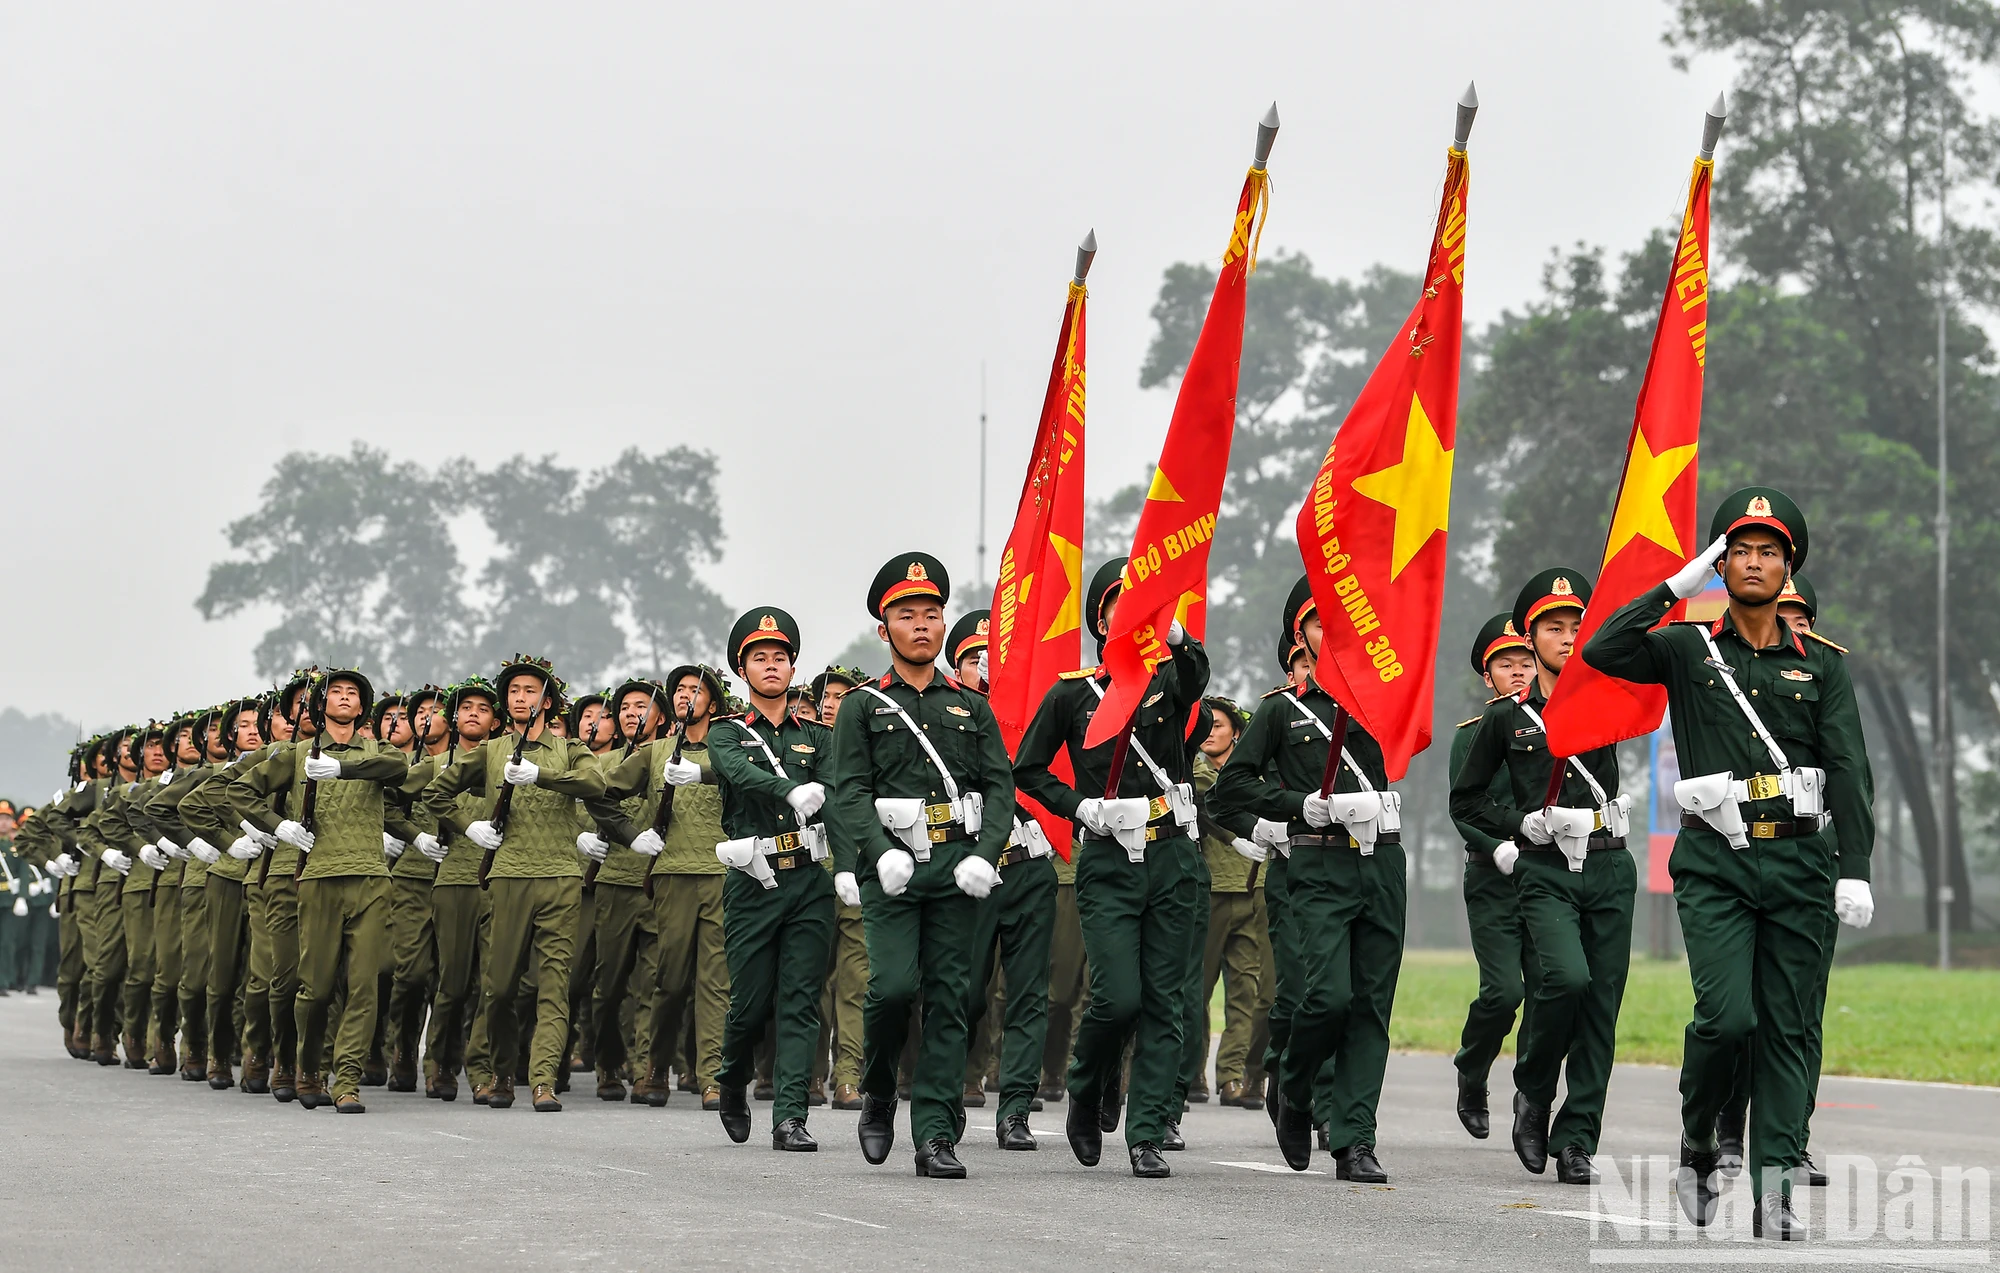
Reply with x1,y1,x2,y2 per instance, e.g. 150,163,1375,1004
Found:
1701,91,1728,160
1253,102,1280,170
1074,229,1097,284
1454,81,1479,150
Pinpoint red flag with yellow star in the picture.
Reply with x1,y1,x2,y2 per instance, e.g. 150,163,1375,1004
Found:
1293,146,1468,780
1541,158,1711,754
1084,164,1271,748
988,271,1088,857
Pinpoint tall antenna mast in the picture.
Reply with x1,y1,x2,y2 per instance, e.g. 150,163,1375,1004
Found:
977,361,988,595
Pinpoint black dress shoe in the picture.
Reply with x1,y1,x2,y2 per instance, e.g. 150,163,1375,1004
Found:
773,1117,817,1152
1456,1068,1490,1140
718,1083,752,1144
952,1103,967,1144
857,1093,897,1165
1752,1191,1806,1241
1511,1091,1550,1175
1099,1075,1121,1133
1029,1095,1044,1112
1263,1072,1280,1129
998,1112,1038,1151
1161,1119,1185,1151
1130,1142,1171,1178
1334,1145,1387,1183
1065,1096,1102,1166
1275,1098,1315,1172
914,1136,967,1179
1716,1108,1746,1177
1675,1137,1723,1227
1800,1149,1828,1187
1316,1123,1331,1152
1556,1146,1595,1185
1037,1084,1065,1104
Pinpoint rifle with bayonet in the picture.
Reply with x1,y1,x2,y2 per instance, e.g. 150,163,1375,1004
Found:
293,674,329,883
642,702,697,901
583,693,656,896
479,670,549,890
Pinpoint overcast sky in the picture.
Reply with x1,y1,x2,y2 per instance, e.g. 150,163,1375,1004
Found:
2,2,1728,728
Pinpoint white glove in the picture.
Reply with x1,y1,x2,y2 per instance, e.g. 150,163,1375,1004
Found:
227,836,261,861
834,871,861,907
276,819,315,852
1166,620,1187,646
1518,809,1553,846
465,820,503,851
159,836,186,860
503,760,539,786
977,650,989,684
44,858,67,879
875,847,916,897
139,845,169,871
630,828,665,857
1493,840,1520,875
1073,798,1113,836
1834,878,1875,928
415,833,446,863
383,833,406,860
1232,837,1267,863
576,833,608,862
11,897,24,918
1300,794,1335,829
786,781,827,819
239,820,276,851
1667,534,1729,600
303,754,343,781
953,855,1002,899
189,838,221,865
1252,818,1290,847
662,757,702,787
101,848,132,875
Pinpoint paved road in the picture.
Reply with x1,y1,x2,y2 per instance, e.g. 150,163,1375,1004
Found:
5,991,1994,1271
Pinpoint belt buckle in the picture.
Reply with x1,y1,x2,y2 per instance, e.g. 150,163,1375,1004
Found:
1745,773,1784,802
772,831,800,853
1147,795,1170,821
774,853,798,870
927,826,949,843
1749,820,1782,840
924,803,955,827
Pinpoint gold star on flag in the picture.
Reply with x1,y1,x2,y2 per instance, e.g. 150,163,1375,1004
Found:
1041,532,1083,641
1604,426,1698,560
1350,394,1455,580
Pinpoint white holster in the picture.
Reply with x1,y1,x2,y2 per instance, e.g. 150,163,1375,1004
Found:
955,792,986,837
1544,807,1597,872
873,799,930,861
1326,791,1383,856
714,836,777,889
1009,818,1054,859
1102,797,1153,862
1675,773,1748,849
1787,768,1826,818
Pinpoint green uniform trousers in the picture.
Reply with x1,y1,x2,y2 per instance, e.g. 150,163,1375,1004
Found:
297,875,392,1098
1672,827,1836,1198
824,900,867,1089
0,895,23,989
205,876,248,1071
588,882,656,1080
958,855,1057,1122
645,874,727,1090
1512,847,1634,1155
1259,854,1295,1089
479,876,580,1090
83,886,128,1047
1455,852,1540,1084
150,885,184,1059
58,894,85,1040
860,855,979,1144
428,884,485,1083
719,863,835,1126
1173,874,1212,1108
177,881,211,1064
119,889,156,1054
1041,881,1086,1090
1279,841,1406,1150
243,882,275,1070
386,875,436,1075
261,875,302,1073
1718,901,1842,1152
1201,887,1270,1089
564,890,597,1067
1069,835,1203,1147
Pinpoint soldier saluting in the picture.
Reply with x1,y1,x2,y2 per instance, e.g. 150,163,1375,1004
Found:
1582,488,1873,1240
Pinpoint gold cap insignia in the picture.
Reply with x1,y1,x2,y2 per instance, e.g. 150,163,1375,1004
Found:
1779,580,1801,600
758,614,779,633
906,561,929,582
1503,620,1519,635
1747,496,1773,517
1552,576,1573,596
975,617,989,635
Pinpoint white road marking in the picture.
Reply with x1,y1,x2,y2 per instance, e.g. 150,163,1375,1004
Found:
595,1164,649,1176
429,1130,472,1141
815,1212,888,1230
1212,1160,1325,1176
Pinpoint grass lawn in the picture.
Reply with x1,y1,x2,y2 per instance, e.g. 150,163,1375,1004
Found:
1215,950,2000,1087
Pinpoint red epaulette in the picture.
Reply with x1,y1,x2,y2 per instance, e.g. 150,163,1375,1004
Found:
944,673,964,690
877,671,894,689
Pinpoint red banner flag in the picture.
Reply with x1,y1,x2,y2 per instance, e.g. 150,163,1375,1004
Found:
988,269,1088,858
1294,146,1469,781
1083,165,1270,748
1542,157,1712,755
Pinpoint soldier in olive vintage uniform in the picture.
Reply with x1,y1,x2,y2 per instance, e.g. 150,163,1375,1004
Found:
557,687,613,1087
1210,576,1403,1184
34,739,112,1059
381,686,447,1093
1014,557,1209,1180
413,677,499,1101
829,553,1015,1178
131,710,225,1079
1190,697,1272,1112
112,723,171,1068
230,675,311,1099
811,664,870,1110
177,697,271,1088
422,657,605,1112
1447,615,1537,1140
705,608,837,1151
1452,571,1633,1184
1582,489,1873,1239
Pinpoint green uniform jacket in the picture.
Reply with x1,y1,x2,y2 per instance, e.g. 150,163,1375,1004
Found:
585,734,725,878
1447,721,1507,854
130,763,218,889
37,778,101,894
228,737,411,879
179,750,273,883
110,775,165,896
1208,680,1389,833
1195,752,1255,893
827,667,1017,880
1581,581,1874,881
1012,638,1211,827
419,732,603,879
386,749,442,878
1448,685,1621,845
707,709,834,840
